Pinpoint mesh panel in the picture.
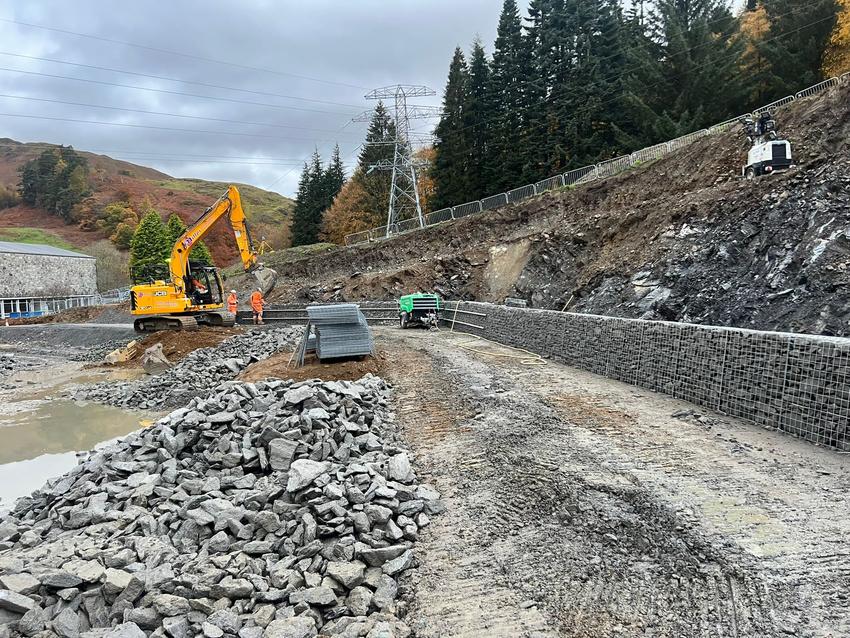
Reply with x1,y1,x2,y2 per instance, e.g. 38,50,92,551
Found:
453,201,482,218
535,175,564,193
481,193,508,211
507,185,536,203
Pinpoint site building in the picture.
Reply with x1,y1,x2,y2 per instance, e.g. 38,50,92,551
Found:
0,241,97,318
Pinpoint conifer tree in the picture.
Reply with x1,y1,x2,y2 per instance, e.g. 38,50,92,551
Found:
290,151,324,246
649,0,747,132
488,0,531,190
324,144,346,204
759,0,839,98
432,46,470,210
129,210,169,276
358,103,397,224
465,39,494,200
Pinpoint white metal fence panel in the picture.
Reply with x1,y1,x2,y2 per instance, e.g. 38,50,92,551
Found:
596,155,631,178
667,129,709,152
368,225,390,241
796,77,838,99
566,165,598,185
481,193,508,211
630,143,668,165
396,217,422,233
345,230,370,246
453,201,483,218
425,208,453,225
507,184,536,203
708,115,747,135
753,95,796,114
535,175,564,193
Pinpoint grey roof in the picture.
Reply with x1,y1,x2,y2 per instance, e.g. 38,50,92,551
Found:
0,241,95,259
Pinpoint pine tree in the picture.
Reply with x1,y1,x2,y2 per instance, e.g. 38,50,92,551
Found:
465,39,494,200
358,103,397,225
18,147,89,221
759,0,839,98
165,213,214,265
432,46,470,209
488,0,532,190
649,0,748,132
129,210,170,276
324,144,346,204
290,149,336,247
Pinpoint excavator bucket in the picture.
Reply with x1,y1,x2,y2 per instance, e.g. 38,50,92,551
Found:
253,266,277,296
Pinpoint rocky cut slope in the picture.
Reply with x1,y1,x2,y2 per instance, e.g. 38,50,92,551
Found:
257,83,850,336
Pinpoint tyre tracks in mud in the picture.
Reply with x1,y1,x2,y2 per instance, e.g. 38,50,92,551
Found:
377,328,850,637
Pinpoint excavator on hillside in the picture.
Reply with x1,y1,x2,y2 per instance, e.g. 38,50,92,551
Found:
130,185,277,332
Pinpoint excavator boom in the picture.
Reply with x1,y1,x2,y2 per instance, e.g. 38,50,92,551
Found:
171,185,270,289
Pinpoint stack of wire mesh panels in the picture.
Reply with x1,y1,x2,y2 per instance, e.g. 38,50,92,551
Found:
306,304,374,360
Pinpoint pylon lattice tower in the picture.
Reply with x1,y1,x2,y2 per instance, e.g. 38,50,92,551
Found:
356,85,439,237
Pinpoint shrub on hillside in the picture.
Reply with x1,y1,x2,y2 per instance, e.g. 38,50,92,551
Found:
86,240,130,291
0,185,20,210
110,222,135,250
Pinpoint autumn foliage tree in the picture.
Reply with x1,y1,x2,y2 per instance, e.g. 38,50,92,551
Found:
319,177,374,245
824,0,850,76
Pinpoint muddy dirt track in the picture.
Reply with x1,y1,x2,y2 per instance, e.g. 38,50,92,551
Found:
369,327,850,638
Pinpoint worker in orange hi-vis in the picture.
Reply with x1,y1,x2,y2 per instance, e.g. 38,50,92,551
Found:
250,287,265,325
227,289,238,314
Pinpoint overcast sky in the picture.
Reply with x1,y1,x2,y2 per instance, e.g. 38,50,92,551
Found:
0,1,518,197
0,1,745,198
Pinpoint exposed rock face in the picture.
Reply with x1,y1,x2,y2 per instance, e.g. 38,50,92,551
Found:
0,374,439,637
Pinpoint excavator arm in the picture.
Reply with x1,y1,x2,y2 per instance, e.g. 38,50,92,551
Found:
170,185,275,294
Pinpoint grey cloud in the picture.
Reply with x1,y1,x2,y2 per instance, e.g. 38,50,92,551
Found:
0,0,509,196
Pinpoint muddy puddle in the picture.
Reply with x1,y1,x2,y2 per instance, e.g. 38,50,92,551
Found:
0,359,153,510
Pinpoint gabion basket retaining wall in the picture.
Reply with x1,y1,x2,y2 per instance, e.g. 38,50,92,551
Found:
442,301,850,451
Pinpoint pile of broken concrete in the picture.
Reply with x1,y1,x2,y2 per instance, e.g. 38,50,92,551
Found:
0,374,439,637
76,327,301,410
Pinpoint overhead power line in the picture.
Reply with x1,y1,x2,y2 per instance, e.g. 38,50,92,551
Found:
0,66,360,116
0,16,369,90
0,112,352,143
0,93,365,137
0,51,364,109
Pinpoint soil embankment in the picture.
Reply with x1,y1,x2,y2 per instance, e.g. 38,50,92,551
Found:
244,84,850,336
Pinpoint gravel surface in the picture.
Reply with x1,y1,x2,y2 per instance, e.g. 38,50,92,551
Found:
0,374,439,637
379,327,850,637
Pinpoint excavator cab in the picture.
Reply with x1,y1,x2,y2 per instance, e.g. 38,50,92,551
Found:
186,264,221,307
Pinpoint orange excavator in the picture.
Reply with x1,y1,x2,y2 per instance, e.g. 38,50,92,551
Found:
130,185,276,332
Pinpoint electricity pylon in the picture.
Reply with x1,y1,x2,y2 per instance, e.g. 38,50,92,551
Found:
355,85,439,236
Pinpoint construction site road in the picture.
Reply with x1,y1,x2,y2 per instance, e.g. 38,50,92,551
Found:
374,327,850,638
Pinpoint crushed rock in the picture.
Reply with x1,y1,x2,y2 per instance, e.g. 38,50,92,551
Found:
0,374,440,637
75,327,301,410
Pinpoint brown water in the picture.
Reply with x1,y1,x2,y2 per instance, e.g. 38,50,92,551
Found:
0,365,152,509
